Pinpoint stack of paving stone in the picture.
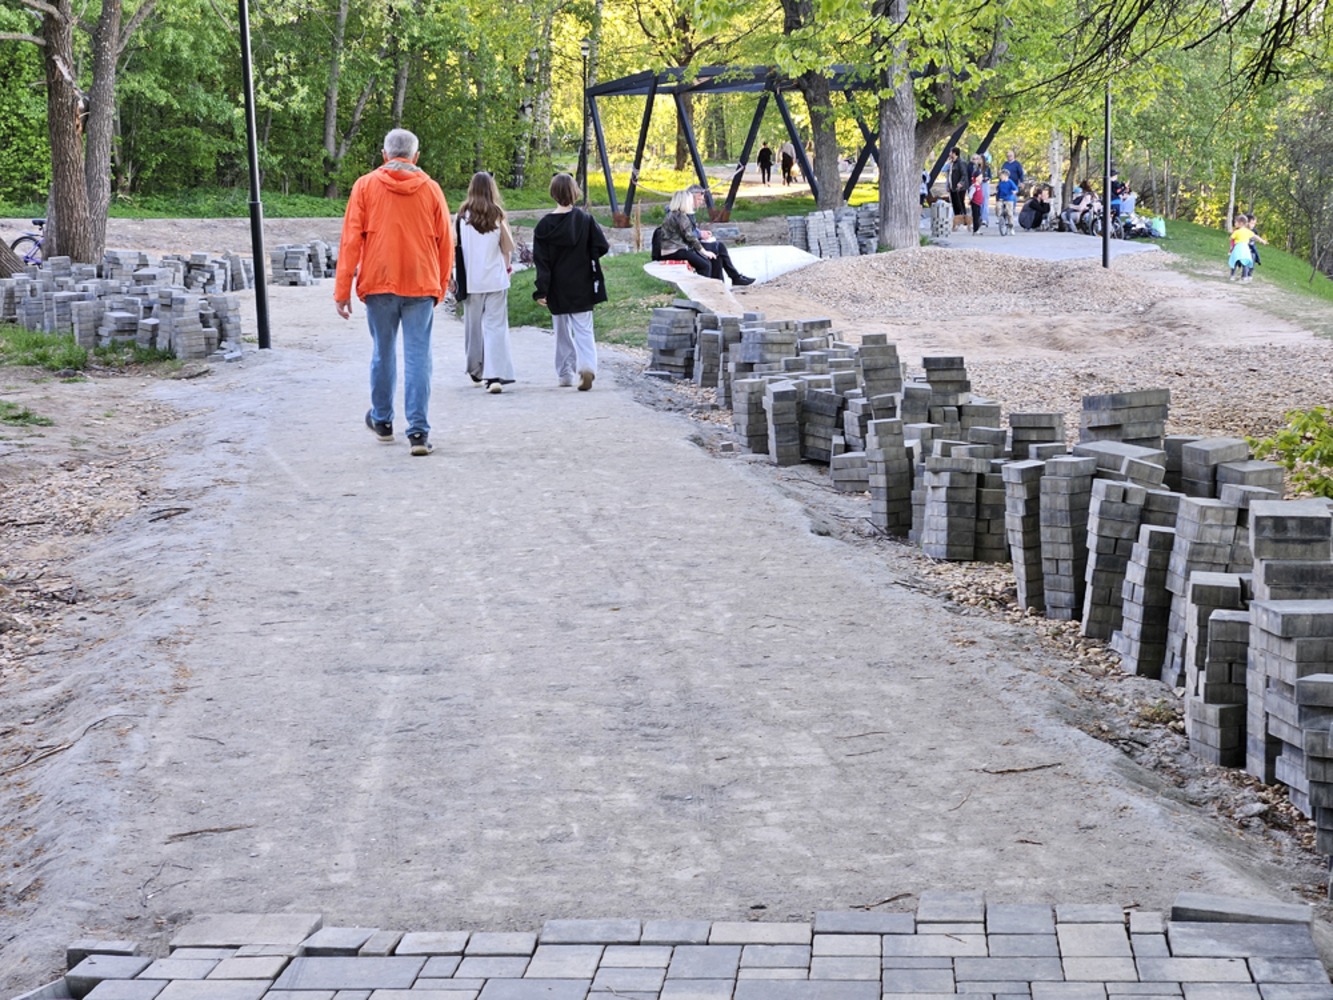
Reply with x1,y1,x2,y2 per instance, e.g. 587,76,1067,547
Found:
842,396,873,451
920,447,987,560
854,203,879,254
764,380,802,466
1297,673,1333,856
1008,412,1065,460
785,214,810,251
829,451,869,493
1179,437,1250,497
1160,498,1240,685
1002,459,1045,610
1039,455,1096,620
1110,523,1178,675
731,378,770,455
866,418,912,536
1179,572,1247,765
737,319,799,366
800,382,844,463
647,306,698,378
1079,388,1170,447
101,249,151,281
835,208,859,256
1163,434,1201,492
857,334,902,413
1072,439,1168,487
97,302,141,345
803,210,841,258
693,325,723,388
974,464,1008,563
1080,480,1148,639
269,243,322,285
1187,607,1251,765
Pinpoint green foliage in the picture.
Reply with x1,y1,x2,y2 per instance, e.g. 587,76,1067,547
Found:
0,8,51,203
92,343,181,368
0,329,88,371
1153,218,1333,306
1249,407,1333,499
507,253,675,347
0,401,54,427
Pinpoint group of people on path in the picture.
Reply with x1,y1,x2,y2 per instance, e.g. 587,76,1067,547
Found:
334,128,608,457
756,140,800,186
947,147,1027,234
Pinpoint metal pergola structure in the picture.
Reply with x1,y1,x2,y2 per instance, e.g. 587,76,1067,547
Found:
586,65,887,224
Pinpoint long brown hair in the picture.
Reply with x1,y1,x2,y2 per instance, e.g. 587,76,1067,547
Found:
460,171,505,234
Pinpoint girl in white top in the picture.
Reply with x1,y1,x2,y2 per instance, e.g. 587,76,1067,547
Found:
458,171,516,392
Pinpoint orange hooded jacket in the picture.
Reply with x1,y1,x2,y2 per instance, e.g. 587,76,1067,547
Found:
334,159,454,303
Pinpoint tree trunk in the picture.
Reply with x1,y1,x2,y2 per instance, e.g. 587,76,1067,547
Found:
322,0,350,198
84,0,121,253
706,97,728,162
534,13,554,160
799,72,841,209
0,240,25,278
42,0,96,262
511,45,538,189
674,92,693,172
1226,151,1239,228
1147,148,1158,213
876,0,916,249
1047,129,1063,215
391,45,410,127
1065,132,1086,204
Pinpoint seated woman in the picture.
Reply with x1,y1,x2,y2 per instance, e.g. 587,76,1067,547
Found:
1019,186,1052,230
657,190,722,279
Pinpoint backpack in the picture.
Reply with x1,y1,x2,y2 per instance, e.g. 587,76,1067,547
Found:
650,226,664,261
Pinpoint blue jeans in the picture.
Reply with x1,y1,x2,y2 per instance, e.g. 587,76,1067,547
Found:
365,294,434,437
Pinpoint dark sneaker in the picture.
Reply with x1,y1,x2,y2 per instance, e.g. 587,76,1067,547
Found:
365,410,393,442
578,370,595,391
408,432,433,456
732,274,755,286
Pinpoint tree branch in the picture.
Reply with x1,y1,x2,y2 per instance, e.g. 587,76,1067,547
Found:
16,0,63,20
203,0,235,31
0,30,46,44
117,0,158,55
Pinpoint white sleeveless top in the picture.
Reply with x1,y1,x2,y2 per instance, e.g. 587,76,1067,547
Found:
459,213,511,294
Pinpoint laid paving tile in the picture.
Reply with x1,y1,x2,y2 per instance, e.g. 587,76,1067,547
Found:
475,984,591,1000
590,966,666,992
263,992,333,1000
641,921,710,946
659,979,736,999
957,981,1035,994
599,946,672,968
709,922,811,945
916,891,985,924
813,912,914,935
154,983,268,1000
881,958,953,970
1031,984,1109,1000
988,935,1060,957
372,991,478,1000
666,945,741,979
67,956,156,999
303,931,379,958
271,957,426,991
396,935,470,957
1133,936,1170,958
1258,989,1333,1000
172,916,323,950
1171,895,1312,927
1062,957,1139,981
1250,960,1332,984
235,946,300,959
1167,925,1317,960
169,952,236,962
808,957,879,980
812,935,878,957
988,904,1056,935
1057,906,1124,924
1180,986,1261,1000
1130,914,1166,936
359,934,403,959
207,957,289,980
740,945,810,968
1058,924,1133,957
540,920,639,945
917,923,985,936
738,969,808,980
406,982,482,993
733,982,879,999
334,991,371,1000
523,946,602,979
1109,986,1182,995
453,958,530,979
881,968,955,993
419,957,462,978
889,994,992,1000
140,960,218,981
954,957,1065,982
465,934,537,957
84,982,165,1000
69,942,142,968
1137,958,1253,982
880,935,986,958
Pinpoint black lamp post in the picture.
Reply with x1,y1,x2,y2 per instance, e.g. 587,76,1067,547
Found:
578,37,590,204
238,0,271,348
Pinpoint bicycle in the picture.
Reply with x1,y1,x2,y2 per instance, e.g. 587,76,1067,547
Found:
10,218,45,264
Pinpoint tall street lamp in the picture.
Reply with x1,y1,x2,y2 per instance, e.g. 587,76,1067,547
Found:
238,0,271,348
578,37,590,205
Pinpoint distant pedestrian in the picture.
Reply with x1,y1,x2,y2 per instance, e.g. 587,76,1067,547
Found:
1000,149,1025,187
947,148,968,230
532,173,609,391
1228,214,1266,282
995,168,1018,234
457,171,516,393
335,127,453,457
779,140,796,185
968,170,985,233
757,142,774,185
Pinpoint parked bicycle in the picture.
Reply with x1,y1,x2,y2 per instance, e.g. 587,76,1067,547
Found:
9,218,45,264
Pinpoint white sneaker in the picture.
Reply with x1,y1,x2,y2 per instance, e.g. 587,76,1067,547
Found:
488,381,502,394
558,374,574,387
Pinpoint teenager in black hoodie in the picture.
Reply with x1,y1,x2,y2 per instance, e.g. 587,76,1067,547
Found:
533,173,610,391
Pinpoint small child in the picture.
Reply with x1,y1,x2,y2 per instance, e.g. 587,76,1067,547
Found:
1246,213,1267,269
1228,216,1259,282
995,169,1018,234
969,173,985,233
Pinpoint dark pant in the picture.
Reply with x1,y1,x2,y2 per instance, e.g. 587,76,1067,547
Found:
760,164,771,183
781,155,794,184
663,248,722,279
971,203,982,233
700,240,743,280
950,189,966,216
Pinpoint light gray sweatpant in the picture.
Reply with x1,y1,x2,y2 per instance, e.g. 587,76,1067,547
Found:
462,290,514,382
552,311,597,379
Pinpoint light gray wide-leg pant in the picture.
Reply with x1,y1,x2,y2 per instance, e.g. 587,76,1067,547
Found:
552,310,597,383
463,290,514,382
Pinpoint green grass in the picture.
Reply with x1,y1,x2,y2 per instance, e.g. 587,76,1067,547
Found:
93,342,182,368
507,251,674,348
0,328,88,370
0,400,54,426
1156,218,1333,305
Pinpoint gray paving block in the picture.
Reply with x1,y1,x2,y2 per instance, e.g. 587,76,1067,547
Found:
740,945,810,967
171,916,323,950
988,904,1056,935
879,958,953,970
1057,905,1125,924
1167,924,1318,959
709,922,811,945
955,958,1065,981
399,984,481,994
641,921,711,946
69,942,141,969
881,935,987,958
259,993,334,1000
1110,987,1183,995
737,968,808,980
1259,989,1333,1000
1059,924,1133,957
957,983,1034,996
539,920,640,945
1137,958,1253,982
882,968,955,993
68,957,156,999
523,946,602,979
1250,960,1331,984
333,991,372,1000
84,983,164,1000
916,923,984,936
271,958,426,991
809,956,879,980
733,983,880,1000
454,958,530,979
1170,894,1313,927
475,984,591,1000
303,930,379,958
667,945,742,979
590,966,666,992
419,957,462,978
234,946,300,959
659,980,737,1000
1063,958,1139,981
1129,914,1166,936
1182,988,1261,1000
167,952,236,962
154,984,268,1000
359,934,403,959
1030,985,1109,1000
140,960,219,981
599,945,672,968
206,957,288,980
916,891,985,923
1132,935,1170,958
988,935,1059,957
813,912,914,935
812,934,878,957
465,933,537,956
395,934,470,956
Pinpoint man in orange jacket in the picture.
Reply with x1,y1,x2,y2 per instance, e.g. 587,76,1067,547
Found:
335,128,453,456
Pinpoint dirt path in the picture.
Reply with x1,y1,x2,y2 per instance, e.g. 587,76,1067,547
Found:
2,225,1332,994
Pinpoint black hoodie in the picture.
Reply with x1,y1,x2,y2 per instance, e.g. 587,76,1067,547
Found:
532,208,610,315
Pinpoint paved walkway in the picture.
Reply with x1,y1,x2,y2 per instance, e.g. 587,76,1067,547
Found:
43,893,1331,1000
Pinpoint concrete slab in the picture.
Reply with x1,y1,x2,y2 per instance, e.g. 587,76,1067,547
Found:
170,917,323,951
